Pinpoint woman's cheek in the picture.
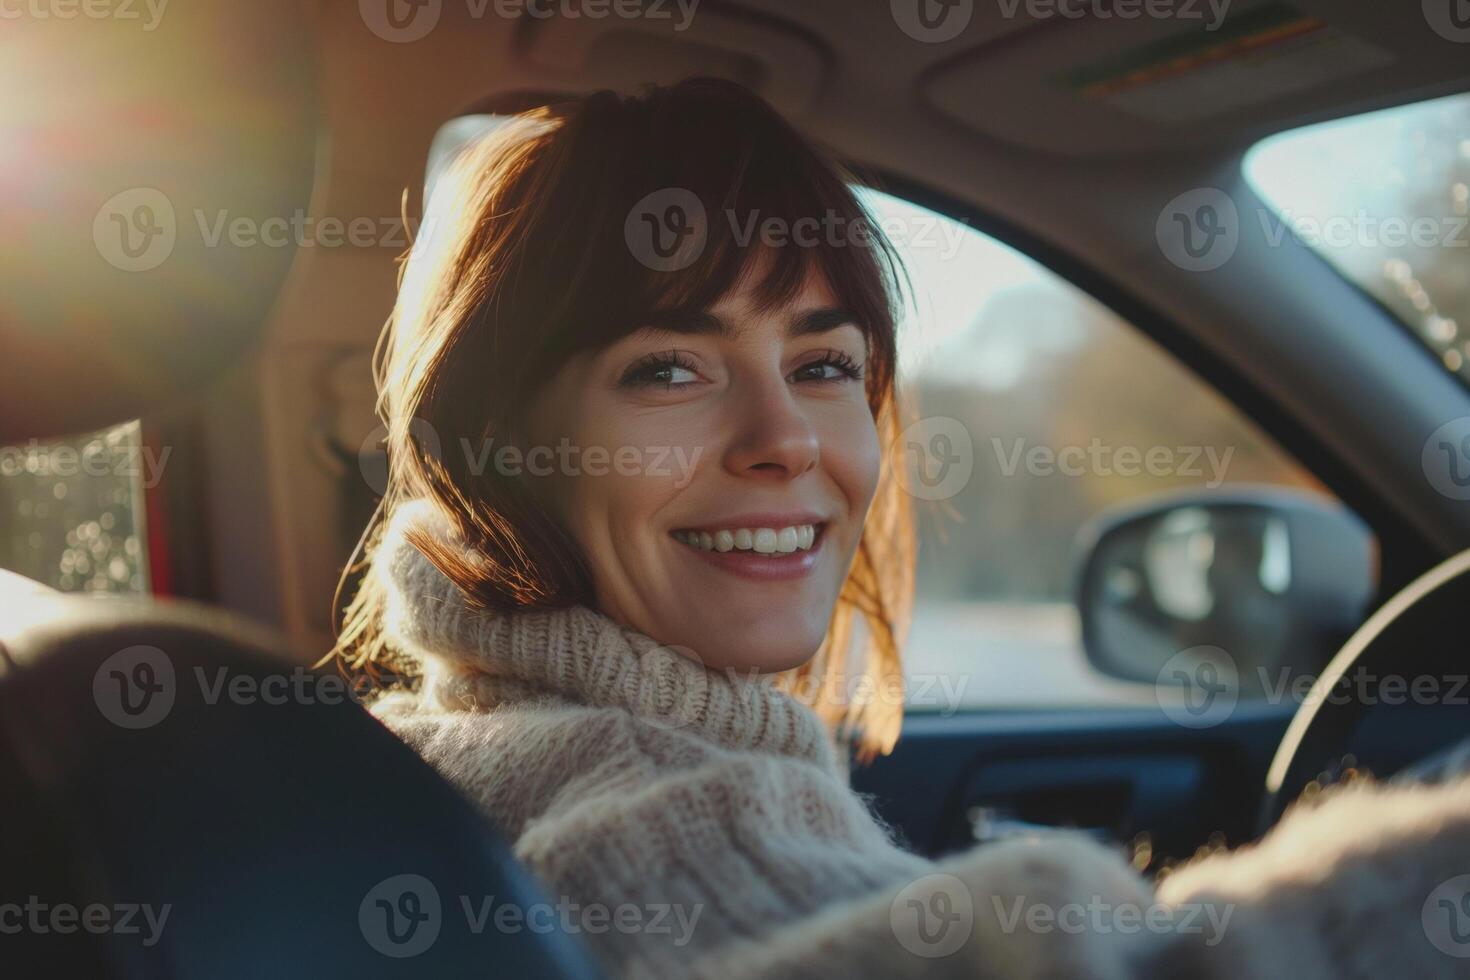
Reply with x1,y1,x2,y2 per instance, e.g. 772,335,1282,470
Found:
829,406,883,523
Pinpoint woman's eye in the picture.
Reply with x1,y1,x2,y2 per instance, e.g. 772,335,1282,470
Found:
618,353,701,389
793,351,863,384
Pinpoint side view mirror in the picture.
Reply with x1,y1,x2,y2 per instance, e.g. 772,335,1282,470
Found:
1074,487,1377,693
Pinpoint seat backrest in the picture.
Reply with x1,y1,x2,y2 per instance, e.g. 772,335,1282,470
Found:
0,583,604,979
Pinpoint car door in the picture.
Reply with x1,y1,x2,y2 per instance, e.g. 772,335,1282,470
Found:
844,186,1421,869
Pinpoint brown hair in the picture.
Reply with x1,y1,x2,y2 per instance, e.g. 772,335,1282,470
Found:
327,77,915,759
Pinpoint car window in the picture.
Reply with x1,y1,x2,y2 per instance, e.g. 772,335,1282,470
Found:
860,188,1369,712
0,420,150,594
1245,90,1470,386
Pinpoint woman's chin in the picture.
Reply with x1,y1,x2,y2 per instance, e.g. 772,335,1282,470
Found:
666,615,826,677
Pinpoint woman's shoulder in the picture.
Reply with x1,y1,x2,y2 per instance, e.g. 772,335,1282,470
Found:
367,690,740,830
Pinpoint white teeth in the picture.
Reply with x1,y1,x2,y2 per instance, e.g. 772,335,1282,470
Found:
675,524,820,554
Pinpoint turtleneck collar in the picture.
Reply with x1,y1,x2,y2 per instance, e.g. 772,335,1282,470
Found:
375,499,840,772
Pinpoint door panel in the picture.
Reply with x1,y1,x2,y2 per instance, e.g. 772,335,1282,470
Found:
852,701,1465,864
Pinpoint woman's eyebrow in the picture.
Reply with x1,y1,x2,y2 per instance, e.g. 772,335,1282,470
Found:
630,306,858,339
790,307,859,337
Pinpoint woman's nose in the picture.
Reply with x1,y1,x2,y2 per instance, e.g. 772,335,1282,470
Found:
722,383,820,480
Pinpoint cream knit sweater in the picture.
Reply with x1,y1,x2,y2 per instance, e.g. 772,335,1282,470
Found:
369,500,1470,978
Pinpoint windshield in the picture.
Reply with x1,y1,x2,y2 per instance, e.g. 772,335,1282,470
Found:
1245,91,1470,387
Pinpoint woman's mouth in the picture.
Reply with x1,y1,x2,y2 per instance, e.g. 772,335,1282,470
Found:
672,524,819,554
670,521,826,581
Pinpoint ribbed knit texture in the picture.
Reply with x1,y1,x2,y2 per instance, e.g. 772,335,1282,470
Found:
370,499,1470,979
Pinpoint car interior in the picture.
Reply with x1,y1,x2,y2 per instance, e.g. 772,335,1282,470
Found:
4,0,1470,975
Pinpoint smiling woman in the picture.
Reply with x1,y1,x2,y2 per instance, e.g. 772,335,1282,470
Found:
326,78,1470,980
331,78,913,755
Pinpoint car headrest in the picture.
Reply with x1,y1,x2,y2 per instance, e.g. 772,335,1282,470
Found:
0,0,317,441
0,594,604,979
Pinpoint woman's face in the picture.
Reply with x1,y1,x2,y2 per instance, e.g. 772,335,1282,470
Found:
524,267,882,673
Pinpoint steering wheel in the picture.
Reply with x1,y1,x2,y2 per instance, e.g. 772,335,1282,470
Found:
1258,547,1470,834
